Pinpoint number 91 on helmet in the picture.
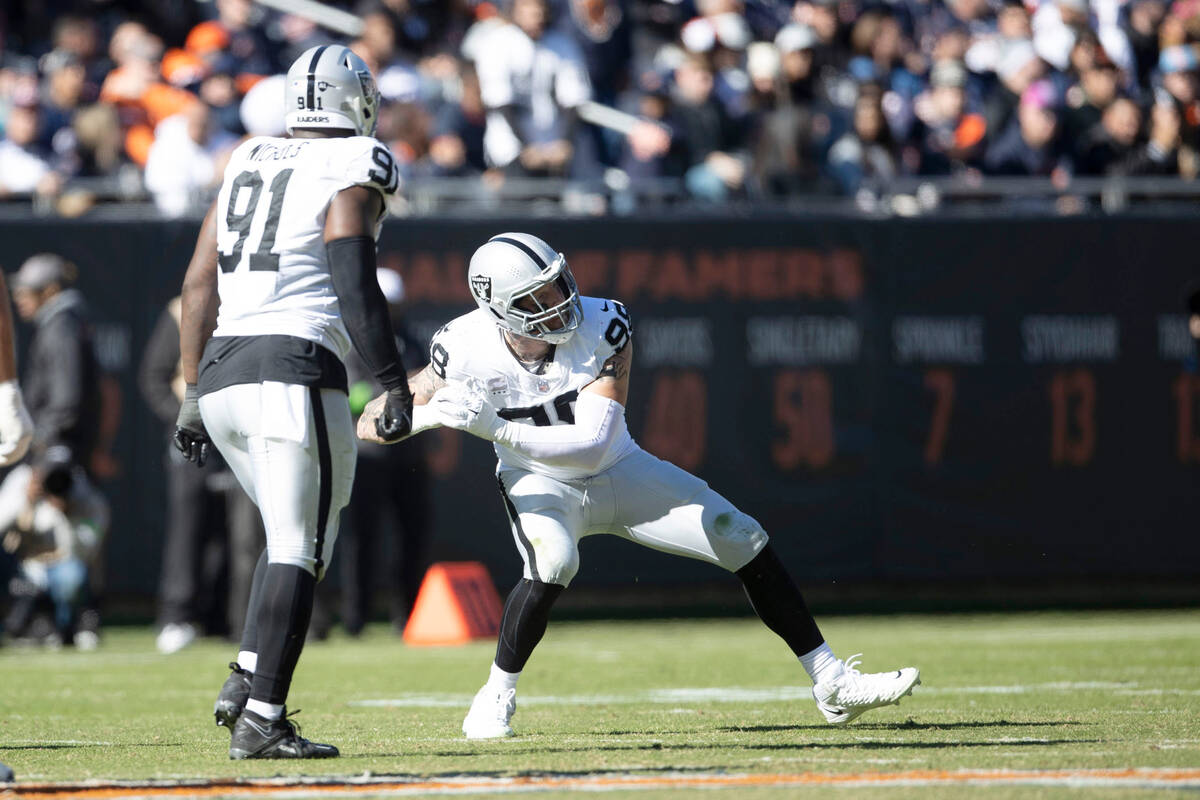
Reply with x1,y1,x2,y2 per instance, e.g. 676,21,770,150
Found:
468,233,583,345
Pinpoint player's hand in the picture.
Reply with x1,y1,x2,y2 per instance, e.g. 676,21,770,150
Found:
430,385,508,442
375,386,413,443
0,379,34,467
172,384,211,467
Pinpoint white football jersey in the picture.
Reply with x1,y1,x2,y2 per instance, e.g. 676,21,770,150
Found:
430,295,636,479
210,135,399,361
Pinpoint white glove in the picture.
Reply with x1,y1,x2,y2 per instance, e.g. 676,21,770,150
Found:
0,379,33,466
429,385,510,442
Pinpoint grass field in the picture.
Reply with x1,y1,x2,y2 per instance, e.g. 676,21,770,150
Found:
2,609,1199,798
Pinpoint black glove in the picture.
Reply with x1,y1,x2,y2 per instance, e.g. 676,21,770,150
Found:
173,384,211,467
375,385,413,443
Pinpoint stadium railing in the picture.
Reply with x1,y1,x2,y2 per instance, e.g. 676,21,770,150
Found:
5,173,1200,219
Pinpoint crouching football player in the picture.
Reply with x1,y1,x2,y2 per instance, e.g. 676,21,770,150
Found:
360,232,920,738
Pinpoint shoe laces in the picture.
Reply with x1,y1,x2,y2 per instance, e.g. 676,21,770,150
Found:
228,661,252,676
281,707,305,738
832,654,895,705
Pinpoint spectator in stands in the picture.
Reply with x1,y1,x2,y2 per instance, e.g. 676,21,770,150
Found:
561,0,632,106
618,84,683,183
472,0,593,176
964,3,1032,75
275,14,328,73
48,16,105,94
99,21,197,169
848,10,925,141
827,83,898,193
1076,95,1141,174
775,24,820,105
1063,41,1121,161
196,67,245,139
38,51,88,165
144,101,235,217
1031,0,1091,73
377,100,432,180
793,0,847,76
427,63,488,176
679,1,755,121
914,59,988,174
984,40,1046,144
1157,44,1200,149
184,0,274,82
672,53,747,200
1123,0,1167,88
0,102,61,200
984,79,1070,175
918,0,997,53
1123,96,1191,174
746,41,824,194
353,10,423,104
561,0,633,166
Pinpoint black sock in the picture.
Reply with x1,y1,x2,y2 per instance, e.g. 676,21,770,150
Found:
495,579,563,673
249,563,315,705
736,545,825,658
239,549,269,656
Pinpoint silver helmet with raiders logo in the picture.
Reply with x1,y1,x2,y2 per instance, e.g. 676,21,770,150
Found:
467,232,583,345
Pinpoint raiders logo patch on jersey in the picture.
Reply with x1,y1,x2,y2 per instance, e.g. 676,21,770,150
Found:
470,275,492,302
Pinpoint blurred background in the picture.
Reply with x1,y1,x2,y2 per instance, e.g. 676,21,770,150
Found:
0,0,1198,650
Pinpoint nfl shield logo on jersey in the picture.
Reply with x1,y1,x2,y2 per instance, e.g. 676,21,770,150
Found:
471,275,492,302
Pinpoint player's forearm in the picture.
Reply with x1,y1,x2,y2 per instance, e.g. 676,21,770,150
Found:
179,205,220,384
327,236,409,393
494,392,628,470
179,279,217,385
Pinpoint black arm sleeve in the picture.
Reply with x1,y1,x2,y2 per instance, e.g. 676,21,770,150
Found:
326,235,408,392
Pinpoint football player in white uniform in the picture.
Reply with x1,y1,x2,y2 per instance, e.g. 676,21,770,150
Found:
173,45,414,759
359,232,921,739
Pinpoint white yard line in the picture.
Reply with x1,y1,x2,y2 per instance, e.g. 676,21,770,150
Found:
349,680,1169,708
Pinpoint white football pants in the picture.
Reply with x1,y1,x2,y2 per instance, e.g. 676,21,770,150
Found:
199,382,355,579
496,446,769,586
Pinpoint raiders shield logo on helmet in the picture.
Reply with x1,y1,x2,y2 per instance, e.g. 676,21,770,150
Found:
471,275,492,302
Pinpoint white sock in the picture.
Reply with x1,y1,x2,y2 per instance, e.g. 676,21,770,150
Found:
245,698,284,721
237,651,257,673
487,663,520,692
799,642,841,685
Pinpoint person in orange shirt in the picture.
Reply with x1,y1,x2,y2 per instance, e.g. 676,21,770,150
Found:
99,22,200,167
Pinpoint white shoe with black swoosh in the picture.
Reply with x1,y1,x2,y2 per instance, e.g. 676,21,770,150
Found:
813,655,921,724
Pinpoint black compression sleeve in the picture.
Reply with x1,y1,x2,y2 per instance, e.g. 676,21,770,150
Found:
327,235,408,392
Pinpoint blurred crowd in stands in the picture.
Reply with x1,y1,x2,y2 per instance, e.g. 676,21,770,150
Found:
3,0,1200,215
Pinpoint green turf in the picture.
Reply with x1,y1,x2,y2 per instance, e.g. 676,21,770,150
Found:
2,610,1199,796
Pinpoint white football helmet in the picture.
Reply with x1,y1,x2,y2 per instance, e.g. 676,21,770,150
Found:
284,45,380,136
468,233,583,345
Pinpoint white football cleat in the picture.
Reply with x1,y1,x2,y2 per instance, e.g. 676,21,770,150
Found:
462,685,516,739
813,654,920,724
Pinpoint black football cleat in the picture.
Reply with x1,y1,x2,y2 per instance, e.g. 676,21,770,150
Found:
214,662,253,731
228,708,339,760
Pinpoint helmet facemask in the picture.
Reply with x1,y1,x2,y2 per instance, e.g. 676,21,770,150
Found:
502,254,582,345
